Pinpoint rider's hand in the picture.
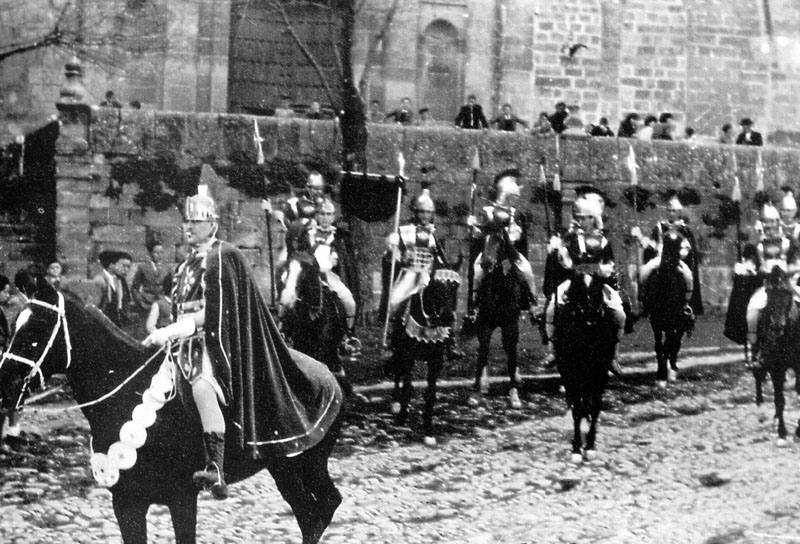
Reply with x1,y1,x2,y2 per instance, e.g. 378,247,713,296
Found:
466,215,478,227
142,328,171,347
386,232,400,248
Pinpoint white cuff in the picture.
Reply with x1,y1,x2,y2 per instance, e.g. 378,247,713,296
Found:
164,316,196,341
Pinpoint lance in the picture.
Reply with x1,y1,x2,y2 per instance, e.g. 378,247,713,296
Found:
466,147,480,314
254,119,277,307
627,143,642,311
382,152,406,347
539,159,552,237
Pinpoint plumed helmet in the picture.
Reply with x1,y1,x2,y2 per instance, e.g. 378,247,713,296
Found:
573,194,604,218
781,190,797,213
317,198,336,214
493,169,522,205
667,196,683,211
413,188,435,212
761,203,780,222
306,171,325,190
184,185,218,221
297,199,317,220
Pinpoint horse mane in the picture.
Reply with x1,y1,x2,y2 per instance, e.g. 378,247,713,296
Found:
758,267,799,353
62,288,149,357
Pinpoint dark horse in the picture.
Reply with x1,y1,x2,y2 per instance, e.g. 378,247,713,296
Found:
279,255,352,394
469,231,530,408
0,285,342,544
640,231,694,388
552,272,618,462
753,266,800,442
387,259,461,446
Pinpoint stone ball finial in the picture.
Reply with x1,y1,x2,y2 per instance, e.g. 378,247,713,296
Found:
58,56,89,105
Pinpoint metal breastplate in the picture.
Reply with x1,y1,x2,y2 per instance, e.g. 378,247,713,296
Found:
568,231,606,274
759,237,789,271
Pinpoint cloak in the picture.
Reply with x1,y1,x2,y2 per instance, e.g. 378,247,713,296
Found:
204,241,342,458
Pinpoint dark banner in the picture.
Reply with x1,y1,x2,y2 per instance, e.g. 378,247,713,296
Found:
340,171,405,222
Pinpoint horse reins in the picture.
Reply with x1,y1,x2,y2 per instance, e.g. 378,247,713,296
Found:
0,292,167,415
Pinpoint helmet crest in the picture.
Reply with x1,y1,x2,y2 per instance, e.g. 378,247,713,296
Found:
184,185,219,221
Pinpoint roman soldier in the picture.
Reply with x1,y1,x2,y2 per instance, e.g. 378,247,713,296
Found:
639,195,703,315
779,188,800,242
468,169,538,314
545,191,626,373
144,185,342,501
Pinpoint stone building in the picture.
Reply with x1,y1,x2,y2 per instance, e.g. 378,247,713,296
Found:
2,0,800,143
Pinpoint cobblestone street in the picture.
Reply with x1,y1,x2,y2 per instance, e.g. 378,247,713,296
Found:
3,353,800,544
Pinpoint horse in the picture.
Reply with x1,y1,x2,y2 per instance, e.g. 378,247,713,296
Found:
0,284,342,544
640,230,695,388
386,258,462,446
468,230,530,408
752,265,800,443
551,272,618,463
279,253,352,394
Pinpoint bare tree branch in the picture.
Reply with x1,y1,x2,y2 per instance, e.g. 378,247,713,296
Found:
357,0,401,93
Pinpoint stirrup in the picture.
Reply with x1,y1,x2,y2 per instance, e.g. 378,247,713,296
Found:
193,463,228,499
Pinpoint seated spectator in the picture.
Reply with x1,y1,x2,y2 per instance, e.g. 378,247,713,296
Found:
368,100,385,123
736,117,763,146
683,127,696,141
531,111,553,136
454,94,488,129
416,107,436,126
100,90,122,109
618,113,641,138
306,101,325,120
589,117,615,137
129,100,142,110
491,103,529,132
562,104,586,135
719,123,735,144
637,115,658,141
93,250,134,329
548,101,568,134
386,97,414,125
274,95,295,119
653,112,676,140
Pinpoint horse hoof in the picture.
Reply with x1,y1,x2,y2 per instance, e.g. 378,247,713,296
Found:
570,452,583,464
655,380,667,390
777,437,789,448
390,402,402,415
559,385,566,394
667,368,678,382
423,436,437,447
467,393,481,408
583,449,598,461
509,388,522,409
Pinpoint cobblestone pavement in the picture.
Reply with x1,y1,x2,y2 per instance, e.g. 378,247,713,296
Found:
3,355,800,544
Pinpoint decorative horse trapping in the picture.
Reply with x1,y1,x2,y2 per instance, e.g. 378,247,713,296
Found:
90,358,176,487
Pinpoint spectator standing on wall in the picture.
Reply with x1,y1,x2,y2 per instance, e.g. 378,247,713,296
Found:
562,104,586,135
368,100,385,123
531,111,553,137
736,117,763,146
637,115,658,141
491,103,529,132
274,95,295,119
653,112,676,141
306,101,325,120
416,107,436,126
589,117,615,137
719,123,735,144
548,102,568,134
617,113,641,138
385,97,414,126
454,94,488,129
44,260,63,289
99,90,122,108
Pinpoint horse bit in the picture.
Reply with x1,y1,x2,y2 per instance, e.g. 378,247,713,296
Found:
0,292,72,414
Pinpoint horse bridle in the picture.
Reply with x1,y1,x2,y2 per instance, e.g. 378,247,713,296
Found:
0,292,72,414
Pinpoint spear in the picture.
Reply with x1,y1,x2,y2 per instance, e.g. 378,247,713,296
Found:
254,119,276,307
730,152,750,365
539,159,551,237
466,147,480,314
627,143,641,310
382,152,406,347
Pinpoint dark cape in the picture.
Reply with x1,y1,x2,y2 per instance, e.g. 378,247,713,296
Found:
204,241,342,458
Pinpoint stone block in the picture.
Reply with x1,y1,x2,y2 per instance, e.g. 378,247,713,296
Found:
92,225,146,245
89,207,130,226
57,206,90,225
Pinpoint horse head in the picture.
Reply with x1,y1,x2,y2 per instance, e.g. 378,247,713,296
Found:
661,230,684,268
0,283,71,418
279,255,321,314
759,265,800,352
422,255,463,327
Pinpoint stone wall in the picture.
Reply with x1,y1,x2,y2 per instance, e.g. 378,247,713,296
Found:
54,108,800,318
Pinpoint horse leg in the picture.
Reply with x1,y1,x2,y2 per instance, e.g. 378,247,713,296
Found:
112,493,150,544
651,320,667,386
422,350,444,443
570,406,584,463
166,493,199,544
665,327,683,381
754,365,766,406
584,373,605,460
470,325,493,405
394,355,414,425
771,367,788,440
501,319,522,407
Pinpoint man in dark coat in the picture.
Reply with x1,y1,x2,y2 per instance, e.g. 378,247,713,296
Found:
491,103,529,132
93,249,133,330
144,185,342,504
454,94,489,129
736,117,763,146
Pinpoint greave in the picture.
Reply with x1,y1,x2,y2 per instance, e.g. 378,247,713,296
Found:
193,432,229,499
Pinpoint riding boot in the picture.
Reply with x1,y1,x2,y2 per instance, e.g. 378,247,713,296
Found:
608,340,623,378
193,432,229,499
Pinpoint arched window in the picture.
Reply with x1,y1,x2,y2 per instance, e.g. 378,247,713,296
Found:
418,19,463,123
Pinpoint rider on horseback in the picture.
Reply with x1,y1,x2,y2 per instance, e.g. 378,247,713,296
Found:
468,169,538,316
743,203,800,357
545,190,626,374
779,188,800,241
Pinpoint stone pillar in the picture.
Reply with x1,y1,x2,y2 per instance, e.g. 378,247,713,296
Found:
54,57,94,280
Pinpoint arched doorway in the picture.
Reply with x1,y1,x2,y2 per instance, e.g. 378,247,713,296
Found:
418,20,463,124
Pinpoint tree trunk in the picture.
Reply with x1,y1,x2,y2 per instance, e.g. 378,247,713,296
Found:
336,0,368,171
